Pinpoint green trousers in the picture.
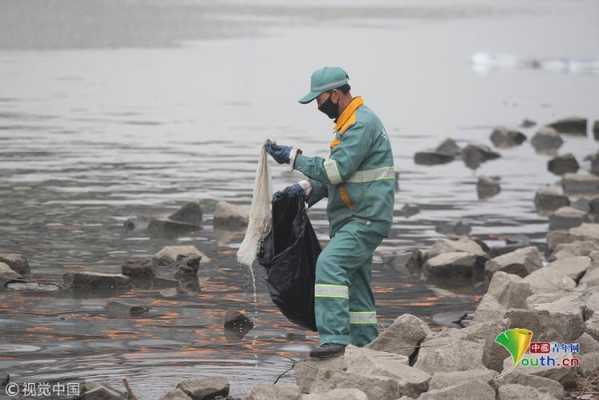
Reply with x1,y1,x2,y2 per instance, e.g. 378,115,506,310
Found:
314,219,384,347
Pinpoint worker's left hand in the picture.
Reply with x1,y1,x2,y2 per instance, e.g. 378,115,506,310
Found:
265,140,293,164
272,183,305,202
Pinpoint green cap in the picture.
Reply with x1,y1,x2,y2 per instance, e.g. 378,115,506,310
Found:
298,66,349,104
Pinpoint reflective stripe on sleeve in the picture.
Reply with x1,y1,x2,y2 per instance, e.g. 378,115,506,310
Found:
315,284,349,299
350,311,377,325
347,166,395,183
323,158,343,184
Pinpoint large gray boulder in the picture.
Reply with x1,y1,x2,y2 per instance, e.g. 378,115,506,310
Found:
423,252,480,280
294,356,347,394
505,308,585,342
154,245,211,265
168,202,203,227
580,266,599,287
490,127,526,148
580,352,599,377
413,335,485,374
547,153,580,175
550,240,599,260
497,384,559,400
587,314,599,341
473,272,532,323
548,206,587,231
213,201,249,228
310,369,402,400
570,223,599,241
501,356,578,386
523,267,576,293
301,389,367,400
160,389,191,400
545,256,592,282
418,380,496,400
534,186,570,214
485,247,543,278
63,271,131,290
367,313,431,358
492,371,564,400
577,332,599,353
0,253,30,275
176,377,229,400
428,368,498,390
246,384,300,400
562,173,599,195
531,127,563,153
428,238,487,258
547,116,587,135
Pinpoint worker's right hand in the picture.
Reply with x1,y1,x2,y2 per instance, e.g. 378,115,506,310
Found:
272,183,305,202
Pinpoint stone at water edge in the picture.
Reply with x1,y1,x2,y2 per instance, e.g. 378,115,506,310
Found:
0,262,21,286
413,335,486,374
550,240,599,260
367,313,431,358
545,255,592,282
505,308,584,343
534,186,570,214
104,300,150,317
484,246,543,278
428,237,487,258
547,153,580,175
520,118,536,128
548,206,588,231
176,377,229,400
147,218,200,238
523,265,577,293
213,201,249,228
594,120,599,140
461,144,501,170
562,173,599,195
168,202,203,227
0,253,30,275
477,176,501,199
121,257,156,280
224,310,254,338
310,369,401,400
434,220,472,236
589,151,599,176
435,138,461,157
63,271,131,290
473,271,532,323
423,252,481,280
492,371,565,400
547,116,588,135
294,355,347,393
397,203,420,217
414,151,455,166
531,127,564,153
490,127,527,148
417,379,496,400
160,389,192,400
154,245,211,265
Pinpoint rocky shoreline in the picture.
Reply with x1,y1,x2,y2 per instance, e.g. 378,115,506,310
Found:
1,116,599,399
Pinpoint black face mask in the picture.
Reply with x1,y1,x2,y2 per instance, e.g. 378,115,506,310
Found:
318,95,339,120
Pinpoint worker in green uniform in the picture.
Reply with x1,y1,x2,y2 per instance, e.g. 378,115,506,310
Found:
265,66,395,359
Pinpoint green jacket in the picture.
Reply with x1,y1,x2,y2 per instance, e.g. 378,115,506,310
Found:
293,97,395,237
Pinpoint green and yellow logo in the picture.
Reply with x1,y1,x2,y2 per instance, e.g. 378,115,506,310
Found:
495,328,533,366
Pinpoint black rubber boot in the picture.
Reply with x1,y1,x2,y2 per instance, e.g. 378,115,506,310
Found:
309,343,346,359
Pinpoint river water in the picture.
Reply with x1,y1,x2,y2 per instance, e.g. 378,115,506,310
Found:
0,0,598,398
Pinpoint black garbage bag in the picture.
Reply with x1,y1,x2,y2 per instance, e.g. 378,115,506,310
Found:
257,196,320,331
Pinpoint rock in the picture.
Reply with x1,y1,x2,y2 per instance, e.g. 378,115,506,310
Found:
546,256,592,282
580,352,599,377
490,127,527,148
435,138,461,157
461,144,501,170
531,127,564,153
547,116,587,135
398,203,420,218
520,118,536,128
590,197,599,217
591,153,599,176
497,384,559,400
224,310,254,338
549,206,588,231
5,281,60,292
413,336,485,373
550,240,599,260
523,267,576,293
121,257,156,280
580,267,599,287
367,313,431,358
344,346,430,398
213,201,249,228
434,220,472,236
414,151,454,166
418,380,495,400
0,253,30,275
0,262,21,286
530,292,587,324
310,369,402,400
247,384,301,400
501,356,578,386
587,314,599,341
423,252,482,280
534,186,570,214
160,389,192,400
562,173,599,195
176,377,229,400
105,300,149,317
147,218,200,238
294,356,347,393
154,245,210,265
63,271,131,290
548,153,580,175
428,238,487,258
429,368,498,390
123,218,136,231
80,382,126,400
492,371,564,400
168,202,203,227
595,120,599,140
477,176,501,199
572,197,591,213
485,247,543,278
505,309,584,342
570,223,599,241
173,256,201,293
473,272,532,322
381,250,422,274
577,332,599,353
301,388,367,400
